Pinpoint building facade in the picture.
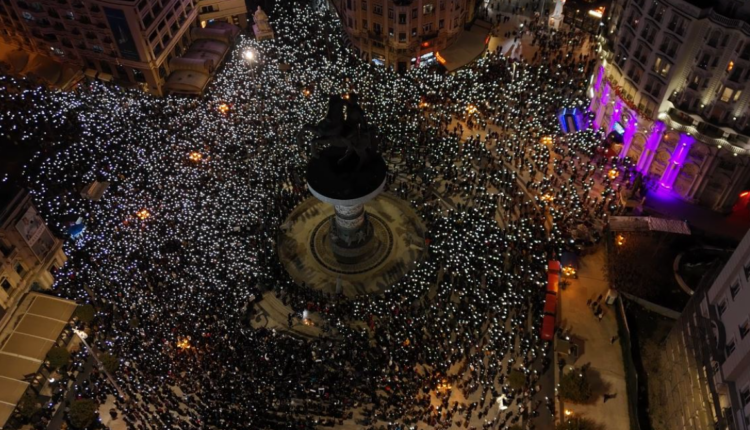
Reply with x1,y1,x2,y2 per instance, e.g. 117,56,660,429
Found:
331,0,476,72
0,0,207,95
197,0,247,29
0,187,67,328
662,229,750,430
590,0,750,211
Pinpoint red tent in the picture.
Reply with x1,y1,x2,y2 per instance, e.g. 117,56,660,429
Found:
541,315,555,341
548,260,561,273
543,293,557,315
547,272,559,294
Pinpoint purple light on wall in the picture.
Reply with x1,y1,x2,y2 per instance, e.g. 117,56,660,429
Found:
609,98,623,133
620,115,638,159
595,66,604,92
637,121,665,173
600,83,610,107
659,133,694,190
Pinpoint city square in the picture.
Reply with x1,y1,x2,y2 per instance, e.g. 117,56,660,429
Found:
2,0,750,430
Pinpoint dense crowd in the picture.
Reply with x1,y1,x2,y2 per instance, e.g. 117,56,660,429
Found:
1,0,637,429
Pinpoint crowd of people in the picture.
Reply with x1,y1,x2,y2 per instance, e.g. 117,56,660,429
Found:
1,0,639,429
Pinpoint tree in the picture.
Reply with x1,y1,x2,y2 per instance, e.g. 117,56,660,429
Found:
73,304,95,324
68,399,97,429
559,368,592,403
46,346,70,369
508,369,526,390
17,392,38,419
99,353,119,374
556,417,600,430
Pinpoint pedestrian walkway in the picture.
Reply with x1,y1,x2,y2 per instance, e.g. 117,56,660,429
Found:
438,21,491,71
557,245,630,430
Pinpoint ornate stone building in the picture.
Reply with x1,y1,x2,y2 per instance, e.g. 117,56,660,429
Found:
331,0,476,72
662,228,750,430
0,187,67,327
0,0,245,95
590,0,750,211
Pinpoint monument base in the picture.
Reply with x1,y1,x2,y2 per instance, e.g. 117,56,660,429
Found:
278,194,427,296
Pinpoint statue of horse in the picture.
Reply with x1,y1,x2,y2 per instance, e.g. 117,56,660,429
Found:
298,93,379,170
297,94,346,156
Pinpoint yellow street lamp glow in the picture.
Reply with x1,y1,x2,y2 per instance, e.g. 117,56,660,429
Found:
189,152,202,162
608,168,619,180
466,104,478,114
562,266,576,277
177,338,191,350
541,193,554,202
243,49,255,62
218,103,230,114
302,89,311,97
136,209,150,220
565,409,573,416
616,234,625,246
540,135,553,145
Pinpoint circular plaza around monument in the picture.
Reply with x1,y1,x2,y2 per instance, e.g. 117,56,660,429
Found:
278,192,427,296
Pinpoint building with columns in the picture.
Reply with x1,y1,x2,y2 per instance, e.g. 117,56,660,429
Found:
0,186,67,328
662,227,750,430
0,0,247,95
330,0,476,72
590,0,750,212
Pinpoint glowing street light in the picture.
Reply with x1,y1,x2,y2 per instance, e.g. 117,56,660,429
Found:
177,338,191,350
565,409,573,416
189,152,202,162
616,234,625,246
540,135,553,145
136,209,151,220
466,104,478,115
541,193,554,203
218,103,230,115
608,168,619,180
243,48,256,62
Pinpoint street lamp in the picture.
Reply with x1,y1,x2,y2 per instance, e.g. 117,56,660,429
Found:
243,48,256,63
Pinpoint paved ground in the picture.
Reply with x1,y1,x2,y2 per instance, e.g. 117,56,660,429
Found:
557,245,630,430
439,21,492,71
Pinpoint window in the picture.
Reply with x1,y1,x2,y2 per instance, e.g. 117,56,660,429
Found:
398,32,406,42
653,56,671,77
730,67,744,83
362,19,367,30
734,90,743,102
440,0,445,10
718,299,728,315
412,8,417,19
726,338,736,355
388,8,393,18
423,23,432,33
399,13,406,24
731,282,741,299
373,4,382,15
347,0,352,10
22,11,34,21
200,5,215,13
744,263,750,280
92,45,103,53
373,23,381,34
742,386,750,406
1,278,10,291
424,4,434,14
740,319,750,338
721,87,735,103
389,27,394,37
348,17,353,28
411,27,417,37
439,19,444,29
361,0,367,10
14,263,25,276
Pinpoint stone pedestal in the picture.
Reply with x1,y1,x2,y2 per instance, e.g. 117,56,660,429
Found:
307,146,387,265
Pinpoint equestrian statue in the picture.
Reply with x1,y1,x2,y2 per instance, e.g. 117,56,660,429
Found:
297,93,378,170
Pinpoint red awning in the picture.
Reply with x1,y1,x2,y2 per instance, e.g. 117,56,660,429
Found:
548,260,561,272
547,272,559,294
541,315,555,341
543,293,557,315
